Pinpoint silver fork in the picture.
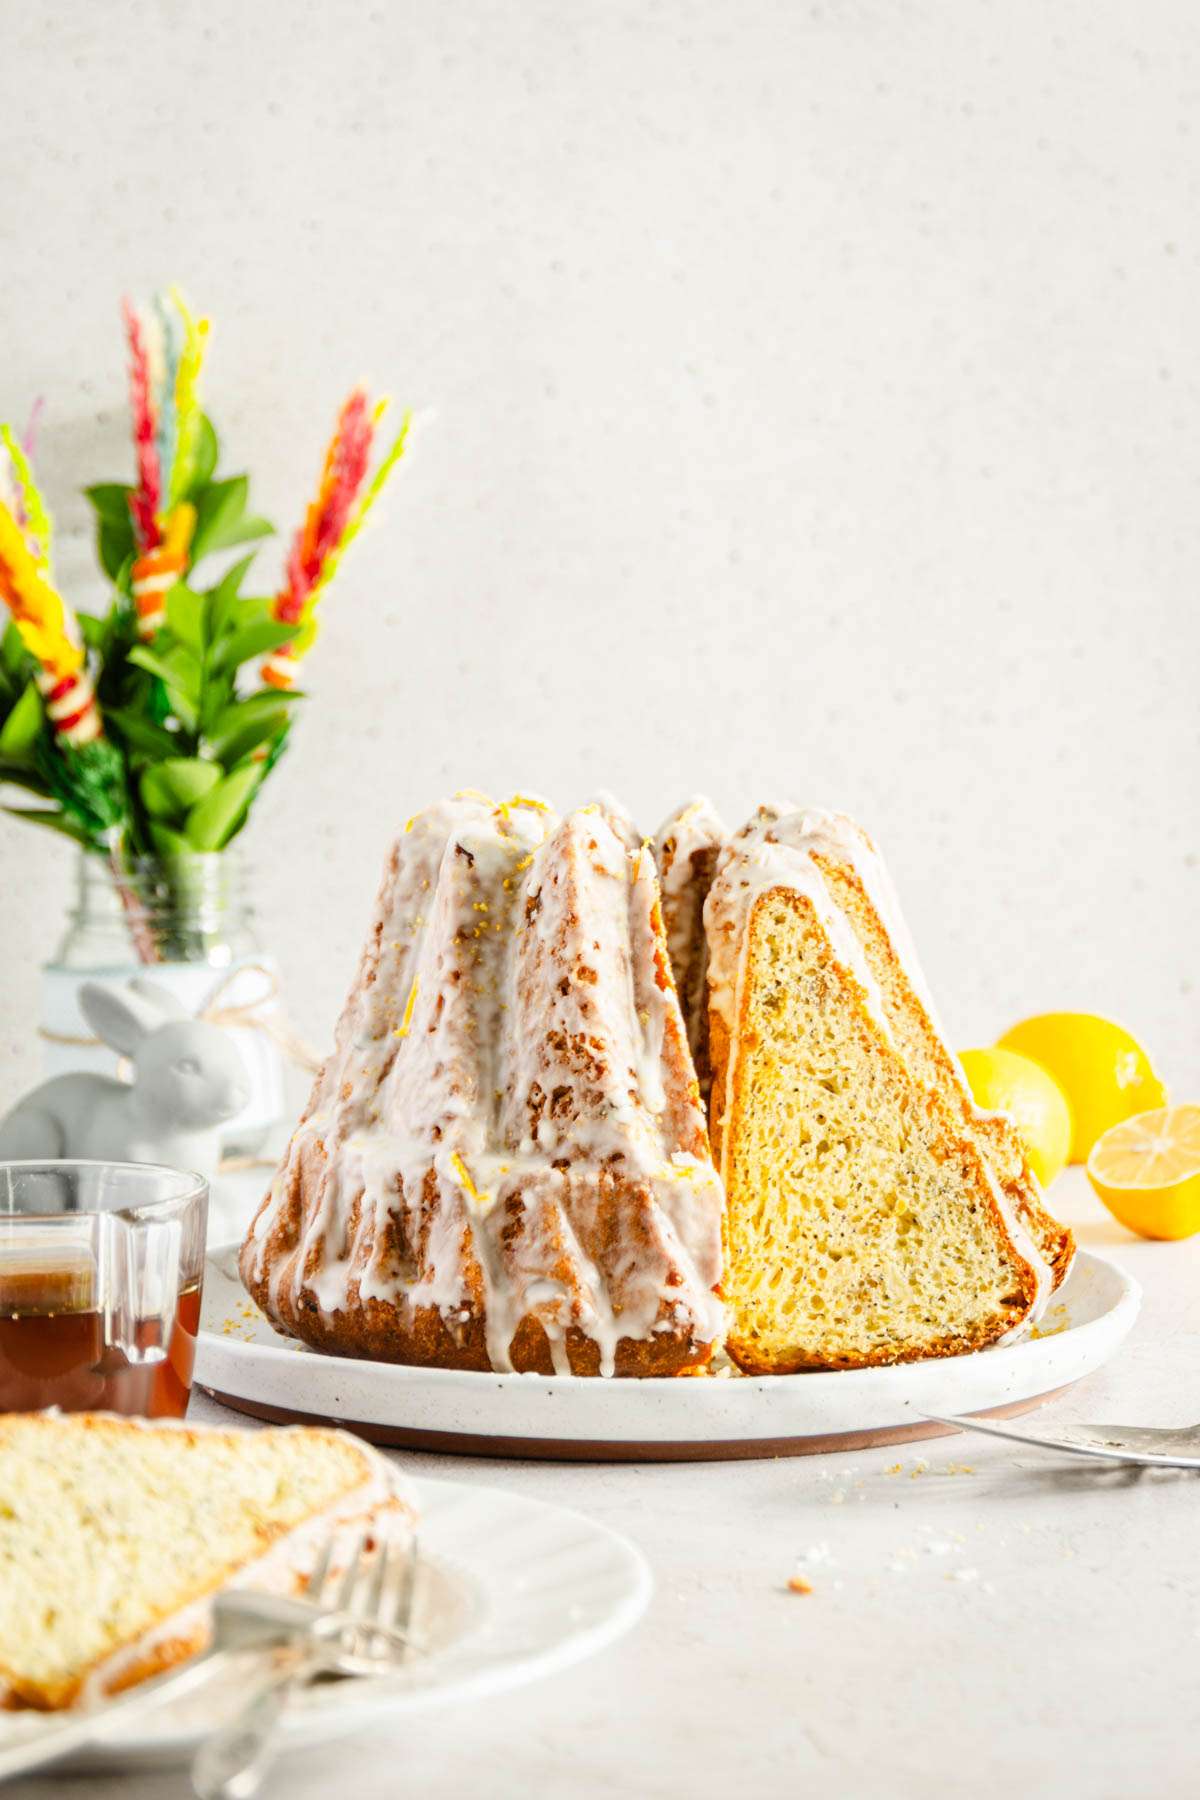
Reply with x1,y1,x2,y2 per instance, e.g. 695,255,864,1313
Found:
192,1529,421,1800
921,1412,1200,1469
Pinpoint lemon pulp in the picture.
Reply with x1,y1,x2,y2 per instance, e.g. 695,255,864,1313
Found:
1087,1105,1200,1240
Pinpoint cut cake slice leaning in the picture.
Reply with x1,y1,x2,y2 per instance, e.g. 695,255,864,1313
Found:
705,806,1071,1373
0,1413,413,1711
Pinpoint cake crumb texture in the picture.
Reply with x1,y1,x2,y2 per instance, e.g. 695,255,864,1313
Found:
0,1413,396,1710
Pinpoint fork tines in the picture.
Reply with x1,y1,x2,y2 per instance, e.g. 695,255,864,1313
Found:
304,1524,422,1661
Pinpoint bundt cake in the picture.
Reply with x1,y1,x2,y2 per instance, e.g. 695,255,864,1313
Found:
244,787,1073,1381
653,797,728,1103
241,793,725,1377
704,804,1074,1373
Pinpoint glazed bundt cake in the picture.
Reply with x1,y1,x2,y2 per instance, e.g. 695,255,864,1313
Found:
241,793,724,1377
704,804,1074,1373
245,788,1073,1381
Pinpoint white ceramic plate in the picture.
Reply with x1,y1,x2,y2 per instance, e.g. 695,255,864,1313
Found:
0,1472,651,1774
196,1244,1140,1460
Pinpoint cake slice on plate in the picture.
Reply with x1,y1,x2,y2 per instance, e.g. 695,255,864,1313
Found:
0,1413,414,1711
705,805,1073,1373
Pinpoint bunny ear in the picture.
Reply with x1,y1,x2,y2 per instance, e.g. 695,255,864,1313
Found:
78,980,168,1057
127,978,190,1021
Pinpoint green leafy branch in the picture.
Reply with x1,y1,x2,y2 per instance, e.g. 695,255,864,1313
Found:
109,558,304,857
0,409,292,860
83,412,272,588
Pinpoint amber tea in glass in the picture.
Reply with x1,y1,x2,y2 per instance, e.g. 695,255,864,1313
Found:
0,1162,207,1418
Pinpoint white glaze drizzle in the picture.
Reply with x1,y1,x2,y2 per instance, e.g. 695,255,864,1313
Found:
705,806,1053,1334
246,794,724,1374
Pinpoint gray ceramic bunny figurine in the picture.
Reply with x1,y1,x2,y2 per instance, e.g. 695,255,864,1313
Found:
0,978,250,1183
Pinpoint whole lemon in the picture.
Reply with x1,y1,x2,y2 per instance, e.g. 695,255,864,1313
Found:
997,1013,1167,1163
959,1047,1073,1189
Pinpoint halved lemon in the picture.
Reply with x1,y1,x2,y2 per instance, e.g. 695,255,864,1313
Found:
1087,1105,1200,1240
997,1012,1167,1162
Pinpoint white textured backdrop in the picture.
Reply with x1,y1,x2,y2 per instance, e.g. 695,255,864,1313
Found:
1,0,1196,1108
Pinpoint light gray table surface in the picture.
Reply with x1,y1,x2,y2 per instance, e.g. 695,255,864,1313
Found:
7,1171,1199,1799
2,2,1196,1790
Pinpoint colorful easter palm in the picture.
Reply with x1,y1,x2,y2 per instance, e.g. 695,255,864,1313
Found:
0,288,411,957
262,387,411,691
0,424,124,835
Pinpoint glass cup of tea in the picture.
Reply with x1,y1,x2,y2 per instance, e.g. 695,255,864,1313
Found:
0,1161,207,1418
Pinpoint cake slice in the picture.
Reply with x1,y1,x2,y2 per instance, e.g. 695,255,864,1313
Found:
706,806,1069,1372
0,1413,414,1711
653,797,729,1102
794,819,1075,1287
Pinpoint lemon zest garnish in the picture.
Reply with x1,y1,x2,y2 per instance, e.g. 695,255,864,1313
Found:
453,787,493,805
449,1152,491,1212
514,853,534,872
658,1155,708,1183
508,792,551,813
393,978,420,1039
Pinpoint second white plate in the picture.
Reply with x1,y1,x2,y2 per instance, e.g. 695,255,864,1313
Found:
195,1245,1140,1461
0,1472,650,1773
